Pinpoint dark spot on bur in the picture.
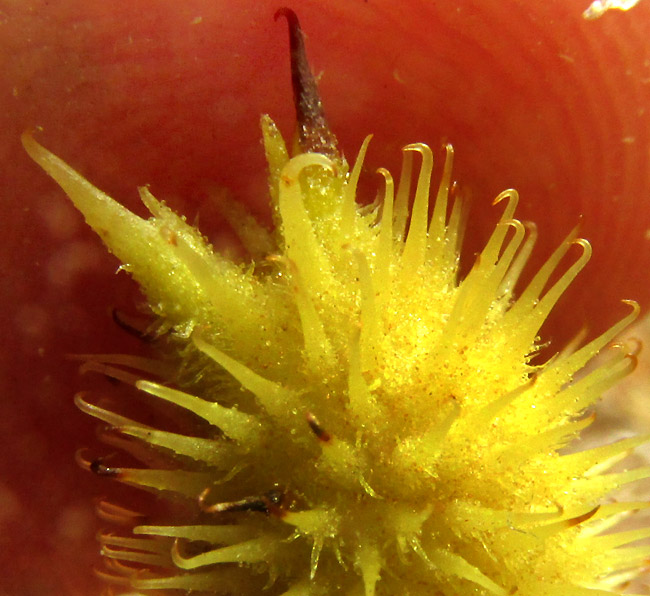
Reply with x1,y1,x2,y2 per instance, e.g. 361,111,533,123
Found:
236,498,269,514
199,487,287,517
111,308,157,343
90,459,120,477
274,7,340,160
565,505,600,528
306,411,332,443
263,489,288,518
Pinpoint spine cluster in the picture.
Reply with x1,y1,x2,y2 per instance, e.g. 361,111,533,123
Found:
23,117,650,595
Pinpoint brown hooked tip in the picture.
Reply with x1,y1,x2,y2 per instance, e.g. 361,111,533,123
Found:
274,7,340,160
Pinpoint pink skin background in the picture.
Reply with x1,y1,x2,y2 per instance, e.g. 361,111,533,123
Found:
1,0,650,594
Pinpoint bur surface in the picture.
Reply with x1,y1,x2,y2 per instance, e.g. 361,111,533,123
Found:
22,119,650,595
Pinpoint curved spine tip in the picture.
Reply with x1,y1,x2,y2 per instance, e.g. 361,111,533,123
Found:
402,142,433,156
492,188,518,206
622,298,641,317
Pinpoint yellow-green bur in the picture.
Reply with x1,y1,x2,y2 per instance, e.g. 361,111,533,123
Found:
22,117,650,596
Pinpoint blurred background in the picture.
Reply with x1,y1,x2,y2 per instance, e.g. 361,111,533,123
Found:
1,1,650,593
